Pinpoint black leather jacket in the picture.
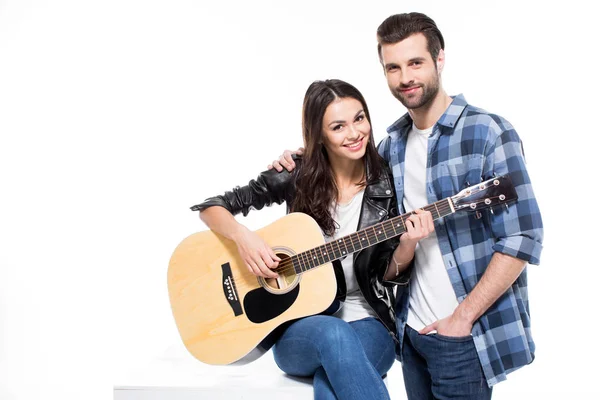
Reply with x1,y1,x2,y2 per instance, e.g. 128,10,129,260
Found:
191,157,409,342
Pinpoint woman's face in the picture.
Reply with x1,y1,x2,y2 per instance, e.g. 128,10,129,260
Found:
321,97,370,163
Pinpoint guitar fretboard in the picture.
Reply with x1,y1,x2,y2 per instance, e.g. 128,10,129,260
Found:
290,198,454,274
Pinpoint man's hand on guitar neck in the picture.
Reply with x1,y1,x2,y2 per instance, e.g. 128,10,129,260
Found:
267,147,304,172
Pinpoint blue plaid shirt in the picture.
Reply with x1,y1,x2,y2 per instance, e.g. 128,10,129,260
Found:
378,94,544,386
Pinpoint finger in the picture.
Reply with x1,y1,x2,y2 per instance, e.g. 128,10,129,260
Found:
419,322,437,335
407,214,420,231
416,210,431,237
283,150,295,165
283,151,296,171
277,155,290,170
297,147,304,155
260,248,279,269
257,252,278,278
417,213,429,236
267,164,273,170
267,247,281,263
272,160,283,172
246,260,262,277
425,211,435,233
247,252,269,278
404,216,415,235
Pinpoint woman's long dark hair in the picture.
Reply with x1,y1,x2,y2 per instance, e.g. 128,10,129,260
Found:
291,79,384,236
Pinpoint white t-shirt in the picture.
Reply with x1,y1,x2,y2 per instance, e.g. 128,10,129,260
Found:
403,123,459,331
325,189,378,322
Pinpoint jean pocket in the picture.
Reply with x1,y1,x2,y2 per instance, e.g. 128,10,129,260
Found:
432,333,473,343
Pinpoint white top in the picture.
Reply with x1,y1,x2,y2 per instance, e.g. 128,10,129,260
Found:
325,189,377,322
403,123,459,331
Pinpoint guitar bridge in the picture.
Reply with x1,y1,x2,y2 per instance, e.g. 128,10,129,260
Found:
221,262,243,316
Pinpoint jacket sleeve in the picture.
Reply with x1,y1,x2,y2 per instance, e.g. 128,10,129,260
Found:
190,160,299,216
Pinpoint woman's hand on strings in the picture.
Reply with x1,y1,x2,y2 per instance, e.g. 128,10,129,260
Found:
232,226,280,278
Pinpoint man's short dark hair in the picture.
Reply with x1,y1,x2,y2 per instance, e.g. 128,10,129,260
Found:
376,12,445,63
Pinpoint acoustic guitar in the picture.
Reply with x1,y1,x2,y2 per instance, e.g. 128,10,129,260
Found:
168,175,517,365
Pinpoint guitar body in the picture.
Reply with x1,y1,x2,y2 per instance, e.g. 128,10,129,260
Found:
167,212,337,365
168,175,518,366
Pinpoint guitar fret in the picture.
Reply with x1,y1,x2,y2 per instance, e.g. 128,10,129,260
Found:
391,218,403,236
339,238,349,257
327,241,335,261
383,221,394,237
316,246,324,265
433,202,440,219
294,253,306,274
325,242,333,262
363,229,371,247
350,232,359,251
309,248,316,269
323,244,331,262
298,251,307,272
304,249,312,270
334,238,345,258
347,233,357,252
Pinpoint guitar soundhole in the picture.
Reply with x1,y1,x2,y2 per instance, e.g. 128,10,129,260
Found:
261,252,300,294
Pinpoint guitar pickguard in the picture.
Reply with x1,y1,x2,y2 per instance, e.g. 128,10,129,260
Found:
244,284,300,323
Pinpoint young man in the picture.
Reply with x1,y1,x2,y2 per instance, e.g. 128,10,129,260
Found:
272,12,544,400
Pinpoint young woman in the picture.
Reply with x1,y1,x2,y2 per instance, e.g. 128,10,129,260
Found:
192,79,433,400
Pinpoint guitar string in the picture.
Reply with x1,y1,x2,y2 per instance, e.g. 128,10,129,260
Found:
227,201,453,292
227,199,461,291
227,196,504,291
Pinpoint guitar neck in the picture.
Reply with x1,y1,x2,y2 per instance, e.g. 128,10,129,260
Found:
291,197,455,274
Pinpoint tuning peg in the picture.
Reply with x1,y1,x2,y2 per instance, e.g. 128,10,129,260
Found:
475,211,482,219
489,208,495,215
504,204,510,213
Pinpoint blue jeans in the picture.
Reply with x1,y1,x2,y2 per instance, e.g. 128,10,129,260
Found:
402,325,493,400
273,315,395,400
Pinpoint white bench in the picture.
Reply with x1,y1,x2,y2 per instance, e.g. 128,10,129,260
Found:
114,341,407,399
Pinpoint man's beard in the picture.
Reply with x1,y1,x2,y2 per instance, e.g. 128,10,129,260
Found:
391,75,440,110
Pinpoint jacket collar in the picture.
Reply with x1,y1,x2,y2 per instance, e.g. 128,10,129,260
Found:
365,158,393,199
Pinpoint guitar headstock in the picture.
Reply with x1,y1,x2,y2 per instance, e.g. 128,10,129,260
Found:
452,175,518,212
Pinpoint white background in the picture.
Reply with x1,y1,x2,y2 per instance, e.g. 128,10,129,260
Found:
0,1,597,399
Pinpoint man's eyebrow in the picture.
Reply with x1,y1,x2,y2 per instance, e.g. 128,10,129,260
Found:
385,57,427,69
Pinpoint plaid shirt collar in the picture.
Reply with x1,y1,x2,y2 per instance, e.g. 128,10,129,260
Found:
386,94,469,138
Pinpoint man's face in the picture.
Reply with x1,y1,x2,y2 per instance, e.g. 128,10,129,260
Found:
380,33,443,110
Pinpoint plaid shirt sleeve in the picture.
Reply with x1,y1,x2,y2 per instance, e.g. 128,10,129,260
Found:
483,116,544,265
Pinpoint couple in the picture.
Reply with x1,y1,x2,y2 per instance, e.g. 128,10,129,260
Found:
192,12,543,400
